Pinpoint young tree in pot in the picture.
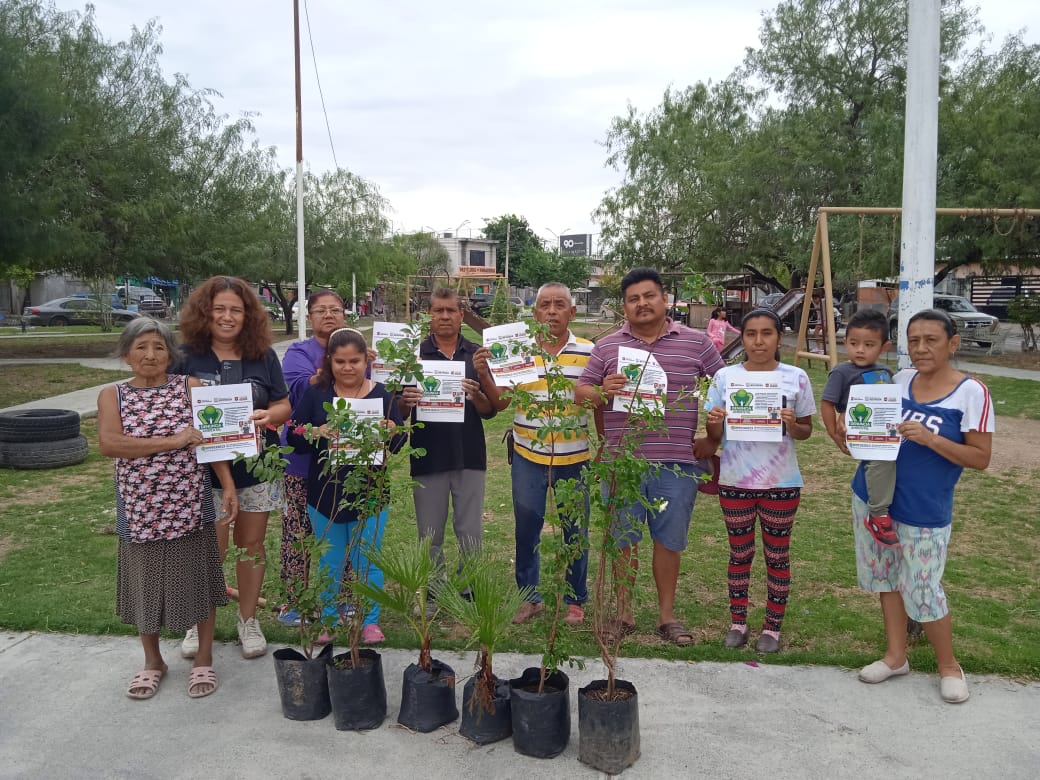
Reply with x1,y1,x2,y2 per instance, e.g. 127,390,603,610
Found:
236,445,338,721
577,357,700,774
287,325,424,731
437,557,530,745
352,536,460,732
498,321,590,759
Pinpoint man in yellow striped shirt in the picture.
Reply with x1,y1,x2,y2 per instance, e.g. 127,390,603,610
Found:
495,283,592,626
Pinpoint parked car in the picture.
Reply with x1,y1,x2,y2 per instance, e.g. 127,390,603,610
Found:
22,297,142,327
468,293,495,316
888,294,999,345
119,286,168,318
760,292,843,331
71,292,125,309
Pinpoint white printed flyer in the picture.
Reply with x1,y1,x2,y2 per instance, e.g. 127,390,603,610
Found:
190,382,258,463
327,397,386,466
416,360,466,423
371,321,416,384
612,346,667,413
724,372,784,442
844,384,902,461
482,321,538,386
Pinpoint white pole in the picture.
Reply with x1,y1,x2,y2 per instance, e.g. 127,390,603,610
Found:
897,0,940,368
294,0,306,340
352,273,357,315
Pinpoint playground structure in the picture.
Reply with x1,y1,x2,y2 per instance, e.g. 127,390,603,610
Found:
794,206,1039,370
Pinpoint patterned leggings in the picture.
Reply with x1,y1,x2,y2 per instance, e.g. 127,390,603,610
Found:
719,486,801,632
280,475,350,594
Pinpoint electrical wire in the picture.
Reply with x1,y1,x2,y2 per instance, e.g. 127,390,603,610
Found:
303,0,339,171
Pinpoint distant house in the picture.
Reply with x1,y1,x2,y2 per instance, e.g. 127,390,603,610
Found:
433,232,499,278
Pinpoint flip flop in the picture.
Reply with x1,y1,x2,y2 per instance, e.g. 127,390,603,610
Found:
187,666,218,699
126,667,166,700
656,621,695,647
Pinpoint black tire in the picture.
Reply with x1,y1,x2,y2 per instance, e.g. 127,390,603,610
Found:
0,435,89,470
49,315,69,326
0,409,81,443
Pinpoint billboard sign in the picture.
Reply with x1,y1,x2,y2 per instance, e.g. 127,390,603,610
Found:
559,233,591,257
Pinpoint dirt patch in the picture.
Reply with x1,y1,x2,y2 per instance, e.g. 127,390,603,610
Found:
0,534,15,561
989,415,1040,474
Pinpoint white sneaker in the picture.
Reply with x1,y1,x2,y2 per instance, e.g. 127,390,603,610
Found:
181,625,199,659
237,614,267,659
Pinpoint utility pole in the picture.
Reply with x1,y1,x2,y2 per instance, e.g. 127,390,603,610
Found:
897,0,940,367
504,221,511,290
293,0,306,339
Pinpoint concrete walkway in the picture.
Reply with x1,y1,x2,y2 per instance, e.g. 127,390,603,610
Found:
1,631,1038,779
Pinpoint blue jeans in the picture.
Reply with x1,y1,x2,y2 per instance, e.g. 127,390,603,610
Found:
308,506,388,626
511,455,589,605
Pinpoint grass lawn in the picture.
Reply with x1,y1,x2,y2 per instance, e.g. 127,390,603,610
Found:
0,339,1037,679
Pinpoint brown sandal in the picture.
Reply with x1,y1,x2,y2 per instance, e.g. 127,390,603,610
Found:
656,621,694,647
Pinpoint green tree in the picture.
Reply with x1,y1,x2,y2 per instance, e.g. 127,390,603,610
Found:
481,214,542,284
593,0,1032,289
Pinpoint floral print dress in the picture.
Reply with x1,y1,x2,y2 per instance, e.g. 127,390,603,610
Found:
114,375,214,544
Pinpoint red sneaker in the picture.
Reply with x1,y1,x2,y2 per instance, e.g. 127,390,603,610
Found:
864,514,899,547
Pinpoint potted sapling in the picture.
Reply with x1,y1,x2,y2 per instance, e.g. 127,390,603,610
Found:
501,322,590,758
285,325,421,731
437,556,529,745
352,536,460,732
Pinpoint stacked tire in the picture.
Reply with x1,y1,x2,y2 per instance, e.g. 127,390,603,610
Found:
0,409,88,470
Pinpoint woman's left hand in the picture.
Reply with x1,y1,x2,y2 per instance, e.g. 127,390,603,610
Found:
219,492,239,527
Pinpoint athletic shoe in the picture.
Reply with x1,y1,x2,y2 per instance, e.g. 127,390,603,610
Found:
361,624,385,644
237,615,267,659
276,607,302,627
181,625,199,659
864,514,900,547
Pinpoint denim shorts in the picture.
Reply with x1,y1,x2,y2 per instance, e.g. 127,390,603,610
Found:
609,462,702,552
852,494,951,622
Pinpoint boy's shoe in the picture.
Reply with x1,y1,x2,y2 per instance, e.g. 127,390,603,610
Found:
181,625,199,659
864,514,900,547
237,615,268,659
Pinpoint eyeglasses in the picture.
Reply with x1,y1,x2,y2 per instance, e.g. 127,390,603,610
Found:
310,307,344,317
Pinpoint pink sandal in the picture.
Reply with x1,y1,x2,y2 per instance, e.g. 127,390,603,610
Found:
126,667,165,700
361,624,385,644
187,666,218,699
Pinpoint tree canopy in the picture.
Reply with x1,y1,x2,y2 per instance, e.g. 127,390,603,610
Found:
0,0,390,315
595,0,1039,289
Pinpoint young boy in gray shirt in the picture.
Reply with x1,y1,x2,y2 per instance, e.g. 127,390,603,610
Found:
821,309,898,547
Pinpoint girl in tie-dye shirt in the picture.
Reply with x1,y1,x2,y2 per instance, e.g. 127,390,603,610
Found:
704,309,816,653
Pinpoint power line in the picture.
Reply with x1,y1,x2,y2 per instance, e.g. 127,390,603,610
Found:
303,0,339,171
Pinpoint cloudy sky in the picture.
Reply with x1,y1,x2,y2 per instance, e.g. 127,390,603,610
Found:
85,1,1039,249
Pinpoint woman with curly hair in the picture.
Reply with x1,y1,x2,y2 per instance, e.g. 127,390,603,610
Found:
177,276,291,660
